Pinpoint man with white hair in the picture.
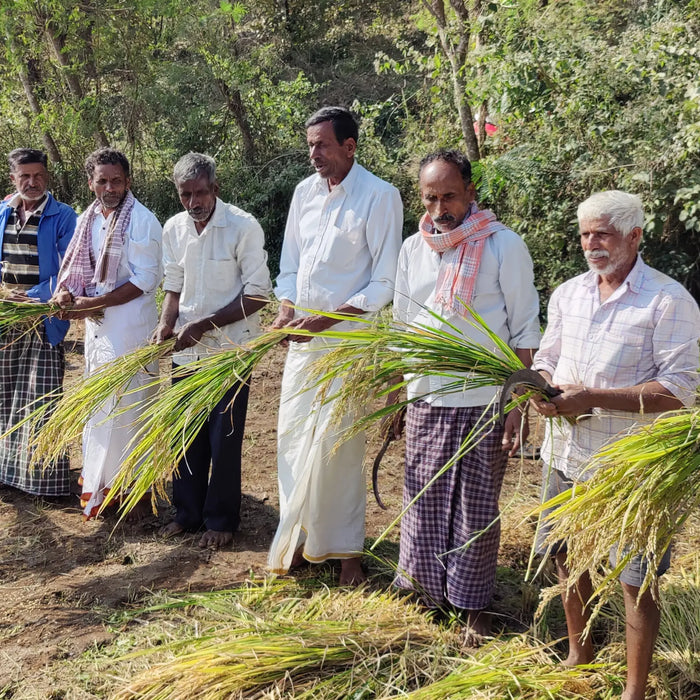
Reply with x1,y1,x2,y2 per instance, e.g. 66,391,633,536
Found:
154,152,271,549
531,190,700,700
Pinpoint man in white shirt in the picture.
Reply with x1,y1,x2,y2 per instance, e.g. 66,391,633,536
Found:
154,152,271,549
54,148,162,520
392,149,540,642
269,106,403,584
531,190,700,700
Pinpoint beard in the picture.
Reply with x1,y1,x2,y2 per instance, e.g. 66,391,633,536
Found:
187,204,215,222
98,191,127,210
584,249,623,276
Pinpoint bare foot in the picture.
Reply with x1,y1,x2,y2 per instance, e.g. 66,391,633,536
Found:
290,545,309,570
338,557,366,586
198,529,233,549
461,610,492,649
562,650,595,667
159,521,186,539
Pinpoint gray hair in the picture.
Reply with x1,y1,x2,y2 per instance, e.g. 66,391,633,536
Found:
577,190,644,237
172,152,216,186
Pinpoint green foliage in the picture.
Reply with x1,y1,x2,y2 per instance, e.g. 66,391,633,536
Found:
1,0,698,308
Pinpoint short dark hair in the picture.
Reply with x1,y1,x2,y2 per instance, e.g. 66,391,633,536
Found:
419,149,472,187
84,147,130,179
8,148,48,172
305,106,359,144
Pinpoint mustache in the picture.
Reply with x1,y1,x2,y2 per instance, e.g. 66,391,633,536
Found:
585,250,610,261
434,214,456,223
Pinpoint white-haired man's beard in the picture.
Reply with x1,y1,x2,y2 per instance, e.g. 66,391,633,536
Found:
584,249,627,276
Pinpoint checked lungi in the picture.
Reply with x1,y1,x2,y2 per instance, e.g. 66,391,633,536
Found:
0,327,69,496
395,400,508,611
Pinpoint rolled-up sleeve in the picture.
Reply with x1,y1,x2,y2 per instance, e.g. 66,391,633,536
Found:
128,208,162,293
274,191,301,303
345,186,403,311
652,292,700,406
499,232,541,350
239,218,272,299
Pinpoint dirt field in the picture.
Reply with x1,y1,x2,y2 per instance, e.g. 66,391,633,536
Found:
0,329,546,699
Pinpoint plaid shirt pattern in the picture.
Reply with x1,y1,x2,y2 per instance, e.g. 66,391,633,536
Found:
534,256,700,480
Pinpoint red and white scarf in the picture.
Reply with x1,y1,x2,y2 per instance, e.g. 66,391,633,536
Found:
420,201,502,318
58,190,135,297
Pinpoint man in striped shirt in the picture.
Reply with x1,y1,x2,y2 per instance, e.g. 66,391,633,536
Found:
531,190,700,700
0,148,77,495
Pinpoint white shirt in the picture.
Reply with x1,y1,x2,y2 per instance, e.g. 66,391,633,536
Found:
162,198,272,365
88,198,162,298
393,225,541,407
275,162,403,314
534,256,700,480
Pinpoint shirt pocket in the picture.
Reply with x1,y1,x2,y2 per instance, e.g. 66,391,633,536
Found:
206,258,241,299
597,331,645,377
324,211,367,265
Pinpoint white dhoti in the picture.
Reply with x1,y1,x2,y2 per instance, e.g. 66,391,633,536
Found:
80,294,158,519
268,337,366,573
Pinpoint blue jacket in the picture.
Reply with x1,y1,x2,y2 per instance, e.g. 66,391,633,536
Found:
0,192,77,346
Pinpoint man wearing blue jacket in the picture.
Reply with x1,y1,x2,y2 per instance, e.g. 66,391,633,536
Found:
0,148,77,495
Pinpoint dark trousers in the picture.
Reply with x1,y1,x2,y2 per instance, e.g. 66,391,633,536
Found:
171,365,250,533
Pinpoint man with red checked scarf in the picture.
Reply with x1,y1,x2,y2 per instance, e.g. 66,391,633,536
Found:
392,149,540,644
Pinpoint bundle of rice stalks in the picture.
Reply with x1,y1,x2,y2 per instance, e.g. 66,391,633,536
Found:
0,286,104,339
536,408,700,603
108,331,283,515
306,308,528,436
109,580,455,700
0,294,57,337
403,636,608,699
5,340,176,468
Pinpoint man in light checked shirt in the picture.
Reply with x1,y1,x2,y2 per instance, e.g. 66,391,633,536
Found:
530,190,700,700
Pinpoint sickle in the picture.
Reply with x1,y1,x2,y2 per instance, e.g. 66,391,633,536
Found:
497,368,562,425
371,431,392,510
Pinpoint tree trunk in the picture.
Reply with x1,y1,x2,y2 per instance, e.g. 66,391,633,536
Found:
9,38,71,197
423,0,480,161
43,18,110,148
218,81,258,164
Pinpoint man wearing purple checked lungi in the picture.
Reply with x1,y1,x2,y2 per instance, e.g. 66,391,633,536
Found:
392,149,540,644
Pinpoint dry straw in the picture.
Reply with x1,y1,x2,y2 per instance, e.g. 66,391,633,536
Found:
106,579,611,700
536,407,700,605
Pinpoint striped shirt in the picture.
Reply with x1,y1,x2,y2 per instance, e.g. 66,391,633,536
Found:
533,255,700,480
1,193,46,291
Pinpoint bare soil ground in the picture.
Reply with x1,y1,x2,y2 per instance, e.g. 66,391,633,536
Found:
0,326,548,699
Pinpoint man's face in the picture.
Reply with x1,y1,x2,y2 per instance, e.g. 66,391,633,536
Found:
89,163,131,212
579,216,640,276
177,176,218,223
419,160,476,232
307,121,356,184
10,162,49,206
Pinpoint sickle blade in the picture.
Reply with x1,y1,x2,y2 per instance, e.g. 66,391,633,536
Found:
497,368,561,425
372,432,392,510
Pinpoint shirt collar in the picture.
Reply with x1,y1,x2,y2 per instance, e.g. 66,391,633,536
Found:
581,253,645,292
311,160,359,196
8,192,48,215
187,197,225,235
